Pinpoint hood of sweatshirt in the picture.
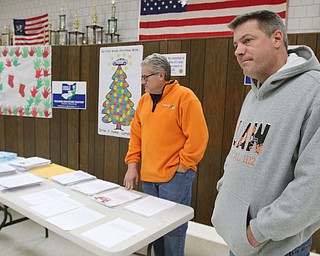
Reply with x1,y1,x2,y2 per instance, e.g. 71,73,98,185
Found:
251,46,320,99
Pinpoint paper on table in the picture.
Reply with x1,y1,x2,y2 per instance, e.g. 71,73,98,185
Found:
31,163,74,179
51,170,96,186
82,218,145,248
29,197,84,217
71,179,120,196
46,207,105,230
0,173,43,189
19,188,70,205
92,188,141,208
8,157,51,171
0,163,17,176
124,196,177,218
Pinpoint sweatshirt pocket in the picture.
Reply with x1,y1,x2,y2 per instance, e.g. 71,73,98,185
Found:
212,186,258,256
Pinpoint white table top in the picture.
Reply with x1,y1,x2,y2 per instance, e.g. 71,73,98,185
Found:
0,174,194,256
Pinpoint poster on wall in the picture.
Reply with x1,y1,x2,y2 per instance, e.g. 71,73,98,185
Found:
0,46,52,118
98,45,143,139
52,81,87,109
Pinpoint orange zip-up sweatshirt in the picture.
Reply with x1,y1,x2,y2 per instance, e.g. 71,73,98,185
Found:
125,80,208,182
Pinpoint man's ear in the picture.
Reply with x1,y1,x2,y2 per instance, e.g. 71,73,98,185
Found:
159,71,166,80
273,30,283,49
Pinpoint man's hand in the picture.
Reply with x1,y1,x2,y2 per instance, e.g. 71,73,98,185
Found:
123,163,139,190
246,225,259,247
176,164,187,173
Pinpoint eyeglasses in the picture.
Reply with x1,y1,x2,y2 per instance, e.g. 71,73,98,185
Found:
141,73,156,81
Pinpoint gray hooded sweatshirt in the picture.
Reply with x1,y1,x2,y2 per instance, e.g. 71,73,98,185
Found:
212,45,320,256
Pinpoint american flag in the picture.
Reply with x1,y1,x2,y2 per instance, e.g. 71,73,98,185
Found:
139,0,287,40
13,13,49,45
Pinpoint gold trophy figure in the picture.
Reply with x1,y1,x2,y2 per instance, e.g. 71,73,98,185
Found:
92,3,98,26
73,10,80,31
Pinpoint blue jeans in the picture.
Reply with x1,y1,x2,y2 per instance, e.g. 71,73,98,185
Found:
229,237,312,256
142,169,196,256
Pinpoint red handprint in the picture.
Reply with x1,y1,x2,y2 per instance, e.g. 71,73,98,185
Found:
2,47,9,57
42,47,50,58
30,86,39,97
42,87,51,98
15,47,22,57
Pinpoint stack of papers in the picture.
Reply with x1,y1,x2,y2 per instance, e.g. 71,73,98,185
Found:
71,179,120,195
0,163,17,176
0,151,17,162
8,156,51,171
0,173,43,190
124,196,177,218
92,188,142,208
51,170,96,186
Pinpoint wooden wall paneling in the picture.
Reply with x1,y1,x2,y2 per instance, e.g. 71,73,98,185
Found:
17,117,24,156
4,116,19,153
220,38,244,176
50,46,62,164
288,34,298,45
79,46,91,173
22,117,35,157
296,33,318,54
59,46,69,167
195,38,229,225
167,40,184,83
94,45,106,179
159,40,168,54
178,40,191,87
35,118,50,158
185,39,206,213
85,46,98,176
118,137,129,185
167,40,181,54
104,135,120,183
67,46,81,169
142,41,161,58
0,116,4,149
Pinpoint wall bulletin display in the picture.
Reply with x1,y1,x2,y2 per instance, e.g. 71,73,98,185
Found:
98,45,143,139
0,45,52,118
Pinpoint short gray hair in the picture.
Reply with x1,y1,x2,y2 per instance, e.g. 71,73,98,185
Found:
228,10,288,50
141,53,171,80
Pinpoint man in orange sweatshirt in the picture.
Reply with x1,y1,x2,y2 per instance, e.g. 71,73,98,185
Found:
124,53,208,256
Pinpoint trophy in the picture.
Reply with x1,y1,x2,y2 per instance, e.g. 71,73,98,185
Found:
59,2,66,30
73,10,80,31
92,3,98,26
111,0,116,19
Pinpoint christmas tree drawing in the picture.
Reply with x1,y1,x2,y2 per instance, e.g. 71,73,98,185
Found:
101,58,135,130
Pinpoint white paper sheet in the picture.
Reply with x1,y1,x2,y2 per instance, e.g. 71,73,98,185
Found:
46,207,105,230
0,172,43,189
29,197,84,217
92,188,141,207
8,157,51,171
71,179,119,195
82,218,145,248
0,163,17,176
124,196,176,218
51,170,96,186
19,188,70,205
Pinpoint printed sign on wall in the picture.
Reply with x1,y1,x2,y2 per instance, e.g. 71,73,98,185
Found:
162,53,186,76
52,81,87,109
98,45,143,139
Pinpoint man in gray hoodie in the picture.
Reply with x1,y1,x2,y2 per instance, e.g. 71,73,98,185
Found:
211,10,320,256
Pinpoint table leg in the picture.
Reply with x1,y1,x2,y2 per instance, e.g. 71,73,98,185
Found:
0,205,28,230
